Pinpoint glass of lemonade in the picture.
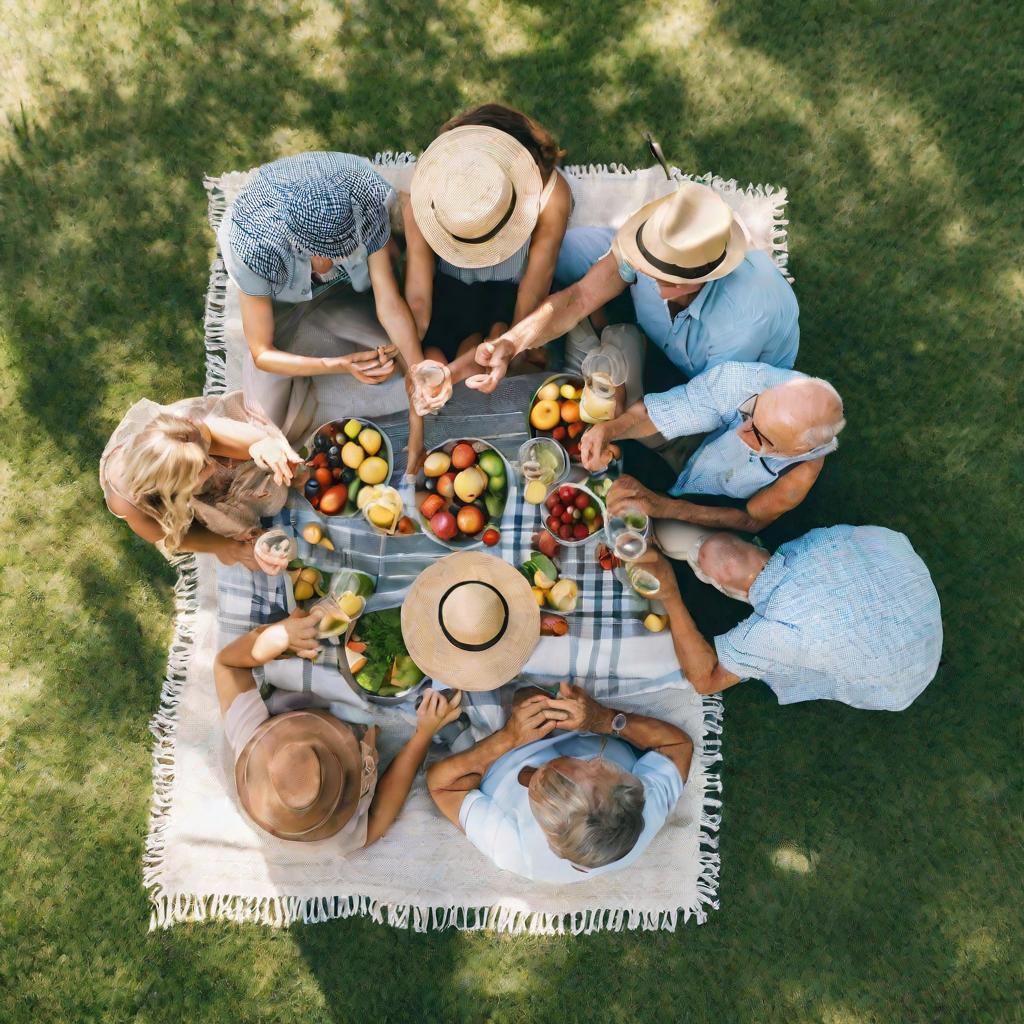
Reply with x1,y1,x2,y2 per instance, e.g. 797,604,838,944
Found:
518,437,568,504
254,527,297,575
605,507,650,562
412,362,449,414
580,344,627,424
625,562,661,597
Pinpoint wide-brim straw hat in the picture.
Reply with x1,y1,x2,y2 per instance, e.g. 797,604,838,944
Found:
410,125,543,270
402,551,540,691
235,710,362,842
614,180,749,285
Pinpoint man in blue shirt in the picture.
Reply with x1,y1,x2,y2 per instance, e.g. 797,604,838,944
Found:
581,361,846,536
636,528,943,711
464,181,799,394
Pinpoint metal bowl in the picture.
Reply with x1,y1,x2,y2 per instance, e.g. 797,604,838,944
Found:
541,482,605,547
298,417,396,523
413,437,511,551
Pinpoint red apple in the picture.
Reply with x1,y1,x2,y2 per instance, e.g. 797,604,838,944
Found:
558,524,573,540
436,471,457,500
546,515,562,533
537,531,561,559
450,442,478,470
558,486,576,503
561,509,574,524
430,510,458,541
545,492,561,512
456,505,486,536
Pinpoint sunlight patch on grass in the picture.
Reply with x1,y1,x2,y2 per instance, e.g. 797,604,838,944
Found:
266,125,329,158
771,844,817,875
818,1004,873,1024
634,1,711,50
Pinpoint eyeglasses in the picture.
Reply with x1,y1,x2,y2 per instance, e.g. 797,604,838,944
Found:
737,394,774,450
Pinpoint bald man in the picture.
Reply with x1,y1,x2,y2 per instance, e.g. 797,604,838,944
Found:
580,361,845,537
633,528,942,711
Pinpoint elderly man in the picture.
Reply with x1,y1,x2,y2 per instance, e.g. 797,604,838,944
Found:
450,180,798,399
426,686,693,882
581,361,845,538
638,527,942,711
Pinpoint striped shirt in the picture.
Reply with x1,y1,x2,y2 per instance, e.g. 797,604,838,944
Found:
644,361,837,499
715,526,943,710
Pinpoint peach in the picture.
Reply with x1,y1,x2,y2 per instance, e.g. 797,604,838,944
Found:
560,400,581,424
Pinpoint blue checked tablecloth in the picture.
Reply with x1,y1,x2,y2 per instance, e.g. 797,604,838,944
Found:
216,374,686,729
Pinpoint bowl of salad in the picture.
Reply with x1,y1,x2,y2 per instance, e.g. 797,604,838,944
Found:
338,606,427,706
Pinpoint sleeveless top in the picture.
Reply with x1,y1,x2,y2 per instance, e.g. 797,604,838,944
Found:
437,167,571,285
99,391,289,545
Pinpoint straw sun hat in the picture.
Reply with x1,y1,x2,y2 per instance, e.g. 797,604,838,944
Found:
402,551,540,691
614,180,749,285
235,710,363,842
410,125,544,270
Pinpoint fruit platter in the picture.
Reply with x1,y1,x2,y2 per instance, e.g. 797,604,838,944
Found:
527,374,589,462
300,417,395,518
414,438,510,550
338,607,427,706
542,483,605,547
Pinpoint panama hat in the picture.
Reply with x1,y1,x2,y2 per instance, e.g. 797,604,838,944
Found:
235,710,363,842
410,125,544,270
401,551,540,691
614,180,749,285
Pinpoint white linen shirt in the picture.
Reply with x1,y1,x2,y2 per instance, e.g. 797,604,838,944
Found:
644,361,837,499
458,731,684,883
715,526,943,710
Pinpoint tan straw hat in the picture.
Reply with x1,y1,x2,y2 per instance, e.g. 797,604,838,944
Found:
235,710,362,842
410,125,544,269
401,551,540,691
614,180,749,285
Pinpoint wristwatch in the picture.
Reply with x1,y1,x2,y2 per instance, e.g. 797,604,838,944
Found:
610,712,627,736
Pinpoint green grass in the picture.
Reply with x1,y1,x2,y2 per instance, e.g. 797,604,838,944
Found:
1,1,1022,1021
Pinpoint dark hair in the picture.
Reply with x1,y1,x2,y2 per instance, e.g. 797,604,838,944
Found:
440,103,566,181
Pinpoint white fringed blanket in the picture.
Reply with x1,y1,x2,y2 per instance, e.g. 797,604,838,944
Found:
144,159,789,933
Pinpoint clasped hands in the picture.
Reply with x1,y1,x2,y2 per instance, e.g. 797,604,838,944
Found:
503,683,611,745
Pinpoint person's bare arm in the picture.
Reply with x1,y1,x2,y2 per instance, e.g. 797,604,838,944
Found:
652,458,825,533
213,610,323,713
401,198,436,339
510,176,572,325
426,695,559,828
364,690,462,845
545,683,694,783
369,246,425,370
466,254,627,393
639,553,743,696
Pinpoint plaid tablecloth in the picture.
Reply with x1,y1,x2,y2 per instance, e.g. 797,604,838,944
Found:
216,374,684,732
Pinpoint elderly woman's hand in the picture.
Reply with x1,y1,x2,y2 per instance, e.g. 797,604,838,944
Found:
544,683,610,733
503,693,560,746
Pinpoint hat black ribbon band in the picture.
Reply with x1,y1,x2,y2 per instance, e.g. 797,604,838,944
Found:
438,186,518,245
635,223,727,279
437,581,509,652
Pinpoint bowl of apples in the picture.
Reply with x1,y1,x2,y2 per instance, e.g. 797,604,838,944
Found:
300,417,395,519
527,374,588,463
415,438,510,550
542,483,605,547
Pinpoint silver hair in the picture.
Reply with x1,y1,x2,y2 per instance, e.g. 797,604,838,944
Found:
795,378,846,448
529,762,646,868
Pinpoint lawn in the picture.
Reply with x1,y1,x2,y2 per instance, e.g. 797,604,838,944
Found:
1,1,1021,1021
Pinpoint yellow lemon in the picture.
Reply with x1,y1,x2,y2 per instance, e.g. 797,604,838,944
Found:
643,613,667,633
338,592,366,618
341,442,365,469
537,382,560,402
293,581,314,602
524,479,548,505
367,504,397,530
302,523,323,544
358,427,382,456
358,456,389,485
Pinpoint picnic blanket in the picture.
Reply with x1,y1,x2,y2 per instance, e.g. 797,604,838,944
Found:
144,158,789,932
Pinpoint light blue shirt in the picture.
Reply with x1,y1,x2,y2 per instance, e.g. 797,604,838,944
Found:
644,361,837,499
459,731,684,883
555,226,799,378
716,526,943,710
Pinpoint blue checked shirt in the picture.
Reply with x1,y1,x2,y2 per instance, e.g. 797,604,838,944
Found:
644,361,838,499
554,227,798,378
715,526,943,710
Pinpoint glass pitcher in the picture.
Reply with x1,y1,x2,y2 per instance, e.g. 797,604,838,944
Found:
579,344,627,424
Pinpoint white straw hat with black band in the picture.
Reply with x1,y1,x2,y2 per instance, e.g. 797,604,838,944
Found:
613,180,749,285
410,125,544,270
401,551,540,691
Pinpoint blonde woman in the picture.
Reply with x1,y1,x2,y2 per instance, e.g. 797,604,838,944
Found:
100,392,300,569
